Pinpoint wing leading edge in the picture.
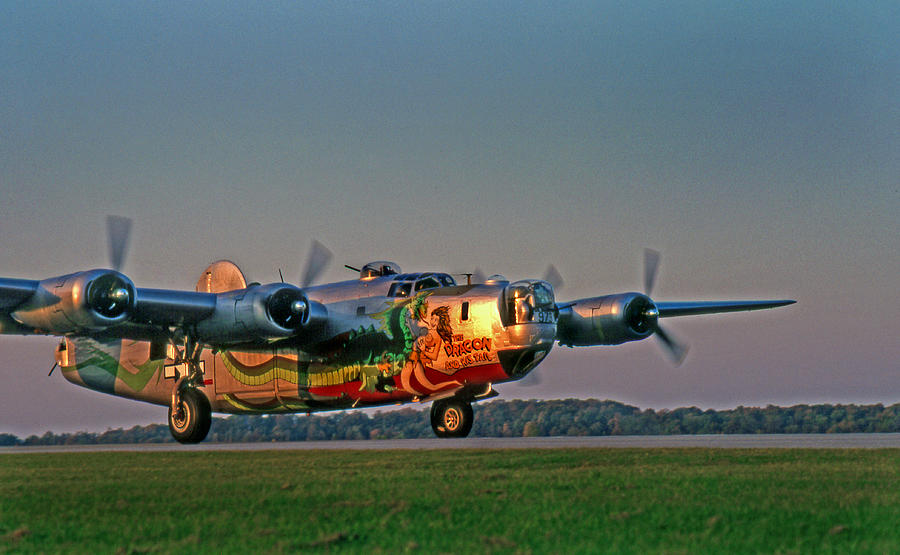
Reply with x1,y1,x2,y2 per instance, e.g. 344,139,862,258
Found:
0,269,322,348
656,299,796,318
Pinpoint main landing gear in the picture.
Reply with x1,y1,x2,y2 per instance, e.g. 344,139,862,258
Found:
168,387,211,444
167,335,212,444
430,399,474,438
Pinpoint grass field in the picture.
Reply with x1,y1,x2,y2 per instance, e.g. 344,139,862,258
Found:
2,448,899,553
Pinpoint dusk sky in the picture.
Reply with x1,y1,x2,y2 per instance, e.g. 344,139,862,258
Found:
2,2,898,436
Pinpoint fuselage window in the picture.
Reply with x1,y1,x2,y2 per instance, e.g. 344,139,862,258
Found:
461,302,469,321
357,306,366,316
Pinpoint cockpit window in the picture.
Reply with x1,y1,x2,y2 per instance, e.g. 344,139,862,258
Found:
439,274,456,287
388,282,412,297
414,276,441,291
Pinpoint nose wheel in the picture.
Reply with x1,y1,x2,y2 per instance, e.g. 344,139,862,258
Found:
430,399,474,438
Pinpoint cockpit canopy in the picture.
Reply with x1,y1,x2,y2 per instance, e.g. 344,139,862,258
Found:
387,272,457,297
359,261,401,280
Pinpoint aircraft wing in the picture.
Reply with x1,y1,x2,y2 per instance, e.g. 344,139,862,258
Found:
656,299,795,318
129,288,216,325
556,292,795,356
0,278,40,310
0,269,322,348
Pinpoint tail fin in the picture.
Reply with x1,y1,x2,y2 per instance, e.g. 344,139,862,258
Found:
196,260,247,293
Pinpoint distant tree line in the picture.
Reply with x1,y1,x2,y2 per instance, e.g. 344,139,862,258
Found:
4,399,900,446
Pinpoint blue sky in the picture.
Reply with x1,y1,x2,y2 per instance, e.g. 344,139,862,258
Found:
2,1,898,436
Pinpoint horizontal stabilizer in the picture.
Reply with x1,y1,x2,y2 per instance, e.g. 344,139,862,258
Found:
657,300,795,318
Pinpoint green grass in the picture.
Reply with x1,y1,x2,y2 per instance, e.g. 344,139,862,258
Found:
2,448,900,553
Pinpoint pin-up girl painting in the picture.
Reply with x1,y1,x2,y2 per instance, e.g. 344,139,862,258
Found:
400,303,459,395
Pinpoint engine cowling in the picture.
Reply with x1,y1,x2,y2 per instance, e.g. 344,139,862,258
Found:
11,269,136,333
195,283,326,345
556,292,659,347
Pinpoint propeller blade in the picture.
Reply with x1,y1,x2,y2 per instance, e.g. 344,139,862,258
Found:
654,324,689,366
543,264,564,292
106,215,132,272
301,240,333,287
644,248,660,296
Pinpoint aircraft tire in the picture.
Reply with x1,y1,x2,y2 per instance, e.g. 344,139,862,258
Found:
168,387,212,444
430,399,473,438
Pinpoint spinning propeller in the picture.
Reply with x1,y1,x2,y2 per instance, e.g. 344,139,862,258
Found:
543,264,564,292
106,215,132,272
94,215,135,318
301,240,333,288
642,249,689,366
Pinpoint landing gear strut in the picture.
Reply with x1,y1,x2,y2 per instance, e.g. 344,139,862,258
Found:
167,334,212,444
430,399,474,438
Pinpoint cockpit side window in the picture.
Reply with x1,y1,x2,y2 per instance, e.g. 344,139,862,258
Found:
414,276,441,291
438,274,456,287
388,282,412,297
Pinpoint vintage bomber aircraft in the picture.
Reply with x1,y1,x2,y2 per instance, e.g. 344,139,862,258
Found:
0,218,794,443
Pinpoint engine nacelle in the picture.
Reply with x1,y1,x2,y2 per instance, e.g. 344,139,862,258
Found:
11,269,136,333
195,283,326,344
556,292,658,347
